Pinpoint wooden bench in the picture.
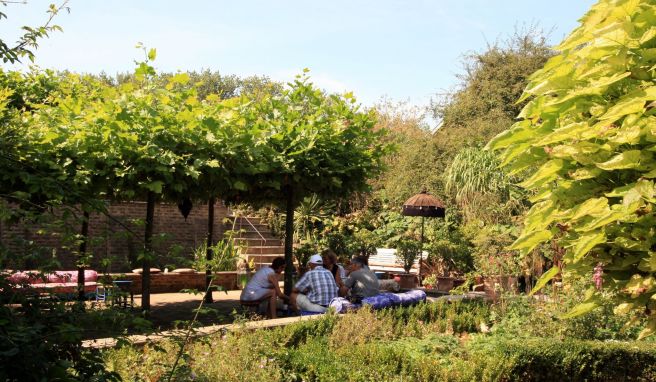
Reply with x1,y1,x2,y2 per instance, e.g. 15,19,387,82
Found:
367,248,422,275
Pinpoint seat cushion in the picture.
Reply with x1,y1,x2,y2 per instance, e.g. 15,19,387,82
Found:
132,268,161,274
171,268,196,274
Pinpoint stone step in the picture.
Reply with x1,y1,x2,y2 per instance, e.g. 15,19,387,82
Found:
234,237,283,247
242,246,285,255
248,255,286,270
226,223,271,233
225,216,265,226
232,231,278,239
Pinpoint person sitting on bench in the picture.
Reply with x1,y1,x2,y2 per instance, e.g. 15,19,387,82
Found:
291,254,338,313
240,257,289,318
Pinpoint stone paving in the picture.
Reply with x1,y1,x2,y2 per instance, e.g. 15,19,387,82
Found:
128,290,244,330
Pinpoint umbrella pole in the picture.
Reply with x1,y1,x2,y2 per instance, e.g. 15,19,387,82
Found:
419,216,425,286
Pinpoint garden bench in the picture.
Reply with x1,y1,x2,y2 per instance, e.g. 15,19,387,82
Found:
367,248,420,276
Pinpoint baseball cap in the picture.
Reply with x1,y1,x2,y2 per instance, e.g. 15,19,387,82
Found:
308,254,323,265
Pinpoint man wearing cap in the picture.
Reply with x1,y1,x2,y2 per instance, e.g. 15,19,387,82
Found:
291,254,338,313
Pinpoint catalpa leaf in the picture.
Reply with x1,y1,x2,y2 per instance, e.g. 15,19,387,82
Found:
576,208,628,232
529,266,560,296
485,121,534,150
520,159,565,189
510,229,552,254
566,197,609,221
598,86,656,123
560,300,599,319
596,150,643,171
570,230,606,262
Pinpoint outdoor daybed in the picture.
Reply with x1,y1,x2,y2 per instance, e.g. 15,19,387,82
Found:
7,270,99,297
328,289,427,314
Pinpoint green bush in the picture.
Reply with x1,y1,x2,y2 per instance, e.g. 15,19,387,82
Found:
0,275,132,381
467,335,656,381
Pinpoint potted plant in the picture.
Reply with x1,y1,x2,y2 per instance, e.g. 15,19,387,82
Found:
470,225,521,299
394,238,421,289
422,274,438,290
426,225,474,292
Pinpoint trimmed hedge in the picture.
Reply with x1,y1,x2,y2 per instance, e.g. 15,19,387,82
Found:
468,336,656,381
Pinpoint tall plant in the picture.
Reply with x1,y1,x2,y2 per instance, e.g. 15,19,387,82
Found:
487,0,656,338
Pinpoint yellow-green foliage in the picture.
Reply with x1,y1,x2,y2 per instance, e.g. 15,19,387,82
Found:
488,0,656,338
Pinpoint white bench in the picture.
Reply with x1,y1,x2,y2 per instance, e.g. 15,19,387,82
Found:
367,248,425,275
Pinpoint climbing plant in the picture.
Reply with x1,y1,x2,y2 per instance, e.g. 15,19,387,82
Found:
487,0,656,338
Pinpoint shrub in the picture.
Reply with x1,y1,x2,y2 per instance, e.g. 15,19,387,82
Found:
467,335,656,381
0,275,125,381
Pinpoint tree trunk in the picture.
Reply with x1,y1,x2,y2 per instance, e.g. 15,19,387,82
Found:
204,197,215,303
77,210,90,301
142,191,156,312
284,186,295,296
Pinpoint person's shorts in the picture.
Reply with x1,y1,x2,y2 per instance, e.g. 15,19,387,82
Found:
296,294,327,313
240,288,273,302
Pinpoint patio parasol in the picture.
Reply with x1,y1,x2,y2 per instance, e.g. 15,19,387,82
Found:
401,190,446,285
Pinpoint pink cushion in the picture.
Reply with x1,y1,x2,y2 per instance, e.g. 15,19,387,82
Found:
47,272,74,283
84,270,98,282
9,271,45,284
9,270,98,285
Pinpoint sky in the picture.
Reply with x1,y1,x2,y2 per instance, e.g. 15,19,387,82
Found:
2,0,597,123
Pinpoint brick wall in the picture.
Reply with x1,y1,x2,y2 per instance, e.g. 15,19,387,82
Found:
0,201,230,273
109,271,239,294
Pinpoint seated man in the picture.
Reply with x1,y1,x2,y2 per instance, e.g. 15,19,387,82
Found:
342,256,380,301
291,254,338,313
240,257,289,318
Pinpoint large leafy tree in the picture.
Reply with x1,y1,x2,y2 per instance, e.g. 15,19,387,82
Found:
370,101,440,206
430,29,554,193
488,0,656,338
230,73,390,293
105,50,213,311
22,72,116,300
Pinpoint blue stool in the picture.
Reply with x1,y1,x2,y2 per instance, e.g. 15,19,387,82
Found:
95,284,109,303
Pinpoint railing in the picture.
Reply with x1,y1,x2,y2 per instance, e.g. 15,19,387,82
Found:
232,214,268,269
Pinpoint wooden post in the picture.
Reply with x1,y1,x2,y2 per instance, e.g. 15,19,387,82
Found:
284,186,295,296
142,191,156,312
204,197,215,303
77,210,90,301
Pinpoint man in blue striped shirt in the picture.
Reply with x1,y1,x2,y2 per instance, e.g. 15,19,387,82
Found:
291,254,338,313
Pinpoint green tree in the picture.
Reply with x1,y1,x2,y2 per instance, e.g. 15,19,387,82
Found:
371,101,441,206
487,0,656,338
229,72,390,293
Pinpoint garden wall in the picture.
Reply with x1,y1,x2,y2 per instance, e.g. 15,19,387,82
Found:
0,201,230,273
111,271,239,294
